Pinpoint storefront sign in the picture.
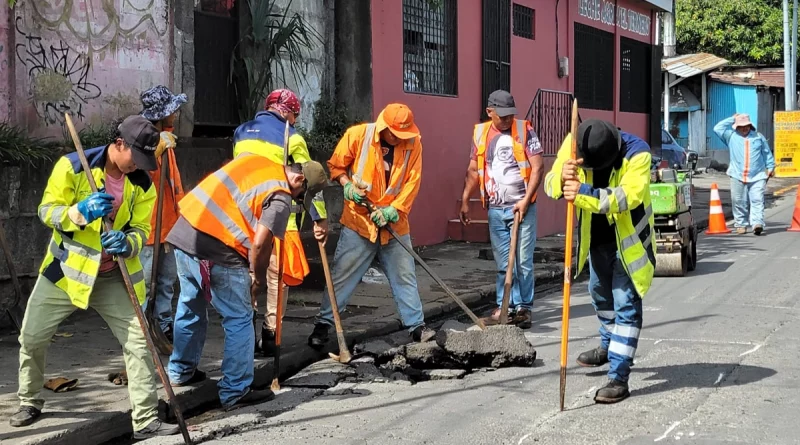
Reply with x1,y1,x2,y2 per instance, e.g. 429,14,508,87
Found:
577,0,652,37
774,111,800,178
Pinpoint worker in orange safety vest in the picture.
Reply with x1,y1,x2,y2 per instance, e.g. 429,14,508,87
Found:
307,103,436,349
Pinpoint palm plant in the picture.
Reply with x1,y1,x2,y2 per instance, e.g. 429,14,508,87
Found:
229,0,321,122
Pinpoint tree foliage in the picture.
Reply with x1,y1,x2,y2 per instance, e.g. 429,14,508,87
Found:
676,0,784,65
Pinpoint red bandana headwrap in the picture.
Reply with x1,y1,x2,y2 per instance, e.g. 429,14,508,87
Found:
265,89,301,115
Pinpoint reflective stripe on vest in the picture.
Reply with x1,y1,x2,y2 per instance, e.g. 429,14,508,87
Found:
473,119,531,205
351,123,414,197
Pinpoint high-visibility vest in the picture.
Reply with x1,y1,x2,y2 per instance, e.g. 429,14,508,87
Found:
37,146,154,309
350,123,414,196
179,154,291,259
473,119,537,207
146,147,184,245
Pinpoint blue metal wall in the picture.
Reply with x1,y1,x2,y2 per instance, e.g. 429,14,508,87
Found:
706,81,758,150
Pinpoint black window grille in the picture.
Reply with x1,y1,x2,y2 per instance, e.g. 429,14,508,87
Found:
512,4,535,40
574,23,614,111
402,0,458,96
620,37,651,114
200,0,235,15
482,0,511,121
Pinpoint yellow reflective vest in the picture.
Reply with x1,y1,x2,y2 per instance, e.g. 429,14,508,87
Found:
232,111,327,232
37,146,155,309
544,132,655,298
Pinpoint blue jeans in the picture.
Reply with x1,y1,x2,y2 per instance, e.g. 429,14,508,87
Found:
168,248,253,407
588,243,643,383
140,245,177,333
730,177,766,228
488,204,537,310
316,226,425,331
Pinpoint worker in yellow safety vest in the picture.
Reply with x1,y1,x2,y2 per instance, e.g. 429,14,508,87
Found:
232,88,328,357
10,116,180,439
545,119,655,404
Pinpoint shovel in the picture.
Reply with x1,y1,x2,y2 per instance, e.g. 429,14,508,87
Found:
318,240,351,363
0,219,24,331
498,212,521,324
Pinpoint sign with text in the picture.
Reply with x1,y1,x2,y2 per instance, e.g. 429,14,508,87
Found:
577,0,652,37
773,111,800,178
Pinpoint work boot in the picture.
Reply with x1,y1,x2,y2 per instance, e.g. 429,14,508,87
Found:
576,347,609,367
225,387,275,411
259,327,277,357
308,323,330,349
133,419,180,439
171,369,207,387
411,325,436,342
9,406,41,427
512,308,532,329
754,224,764,236
594,379,630,404
735,227,747,235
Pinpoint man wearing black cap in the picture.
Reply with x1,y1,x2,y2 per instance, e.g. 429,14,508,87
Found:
10,115,180,438
460,90,544,328
545,119,655,404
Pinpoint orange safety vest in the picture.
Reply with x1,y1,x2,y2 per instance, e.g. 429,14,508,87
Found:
147,148,185,245
179,154,291,260
473,119,537,208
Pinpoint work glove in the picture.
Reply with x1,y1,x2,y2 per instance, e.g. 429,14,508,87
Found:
370,206,399,228
101,230,131,256
155,131,177,159
76,191,115,224
343,181,367,205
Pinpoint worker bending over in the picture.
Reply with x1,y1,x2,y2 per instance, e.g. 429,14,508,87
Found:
10,116,179,438
545,119,655,404
307,103,435,348
232,88,328,357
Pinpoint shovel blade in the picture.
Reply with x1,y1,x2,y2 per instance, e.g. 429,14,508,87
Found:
6,305,24,332
328,351,352,364
148,321,173,355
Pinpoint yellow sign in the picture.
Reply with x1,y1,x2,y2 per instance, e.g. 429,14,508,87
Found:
774,111,800,178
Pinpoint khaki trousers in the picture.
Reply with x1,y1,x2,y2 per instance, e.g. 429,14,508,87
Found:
17,272,159,430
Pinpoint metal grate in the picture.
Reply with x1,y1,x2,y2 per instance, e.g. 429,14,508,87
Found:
512,3,535,40
525,89,582,156
620,37,651,114
574,23,614,111
482,0,511,121
402,0,458,96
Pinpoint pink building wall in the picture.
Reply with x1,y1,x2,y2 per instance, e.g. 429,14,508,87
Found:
370,0,658,246
6,0,173,137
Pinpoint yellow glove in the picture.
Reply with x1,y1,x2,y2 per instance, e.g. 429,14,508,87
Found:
155,131,177,159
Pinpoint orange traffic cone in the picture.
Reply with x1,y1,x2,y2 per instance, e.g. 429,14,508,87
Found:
705,183,731,235
788,187,800,232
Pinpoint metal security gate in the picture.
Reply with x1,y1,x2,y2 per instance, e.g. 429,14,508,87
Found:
482,0,511,121
525,89,581,156
194,2,240,129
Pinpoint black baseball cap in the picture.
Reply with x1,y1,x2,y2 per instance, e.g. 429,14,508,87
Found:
118,115,160,171
576,119,622,170
487,90,518,117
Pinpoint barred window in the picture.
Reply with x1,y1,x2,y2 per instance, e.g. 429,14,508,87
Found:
403,0,458,96
620,37,652,114
574,23,614,111
512,4,535,40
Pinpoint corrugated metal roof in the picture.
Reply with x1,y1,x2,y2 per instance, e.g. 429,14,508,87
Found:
709,67,789,88
662,53,729,78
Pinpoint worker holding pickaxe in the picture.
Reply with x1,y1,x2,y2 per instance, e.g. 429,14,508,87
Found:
307,103,436,348
545,120,655,404
10,116,180,438
232,89,329,358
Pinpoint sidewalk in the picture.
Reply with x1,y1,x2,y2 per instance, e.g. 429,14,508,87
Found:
0,174,795,445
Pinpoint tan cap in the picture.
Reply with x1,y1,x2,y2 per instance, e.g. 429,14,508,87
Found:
300,161,328,211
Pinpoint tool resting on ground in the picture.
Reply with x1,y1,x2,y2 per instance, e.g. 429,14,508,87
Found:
319,240,351,363
499,212,521,324
0,219,24,330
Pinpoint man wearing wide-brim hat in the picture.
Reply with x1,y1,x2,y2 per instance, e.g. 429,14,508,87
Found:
713,113,775,235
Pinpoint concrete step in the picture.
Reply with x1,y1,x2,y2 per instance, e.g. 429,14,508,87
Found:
447,219,489,243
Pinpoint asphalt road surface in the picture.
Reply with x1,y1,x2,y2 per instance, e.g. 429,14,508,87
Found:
169,193,800,445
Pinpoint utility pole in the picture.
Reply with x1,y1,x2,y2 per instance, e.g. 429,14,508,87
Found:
784,0,792,110
663,1,676,130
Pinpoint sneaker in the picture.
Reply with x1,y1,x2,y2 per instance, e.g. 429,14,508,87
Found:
308,323,330,349
512,308,532,329
754,225,764,236
594,379,630,404
259,328,277,357
171,369,207,387
735,227,747,235
225,387,275,411
9,406,41,427
576,347,609,367
132,419,180,439
411,325,436,342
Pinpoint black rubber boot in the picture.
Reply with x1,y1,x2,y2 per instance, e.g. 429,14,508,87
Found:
259,327,277,357
594,379,630,404
576,347,609,367
307,323,330,349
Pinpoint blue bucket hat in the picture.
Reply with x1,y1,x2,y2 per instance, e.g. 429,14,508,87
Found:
140,85,187,122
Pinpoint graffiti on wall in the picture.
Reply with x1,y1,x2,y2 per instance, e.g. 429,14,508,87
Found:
15,17,102,125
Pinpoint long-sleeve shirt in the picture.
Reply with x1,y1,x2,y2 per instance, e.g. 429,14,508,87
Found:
714,117,775,183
